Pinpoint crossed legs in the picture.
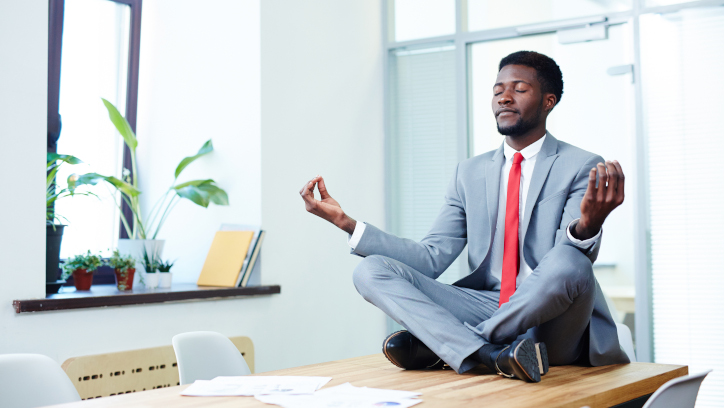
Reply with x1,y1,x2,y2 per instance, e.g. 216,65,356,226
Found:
352,244,596,373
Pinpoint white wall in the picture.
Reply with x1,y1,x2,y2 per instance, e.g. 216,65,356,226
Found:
260,0,387,365
136,0,263,281
0,0,386,374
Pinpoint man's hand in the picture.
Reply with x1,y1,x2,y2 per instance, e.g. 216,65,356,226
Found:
299,175,357,235
574,160,625,240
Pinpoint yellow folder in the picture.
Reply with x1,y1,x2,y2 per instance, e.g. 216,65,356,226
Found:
197,230,255,287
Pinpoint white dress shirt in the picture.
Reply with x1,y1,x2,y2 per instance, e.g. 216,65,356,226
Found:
348,134,601,288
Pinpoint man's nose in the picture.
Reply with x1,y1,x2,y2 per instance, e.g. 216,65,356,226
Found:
497,91,513,105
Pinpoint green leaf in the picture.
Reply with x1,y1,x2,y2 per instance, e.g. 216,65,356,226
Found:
101,98,137,151
47,153,84,165
174,139,214,178
70,173,141,197
173,179,229,207
173,179,214,189
175,185,210,207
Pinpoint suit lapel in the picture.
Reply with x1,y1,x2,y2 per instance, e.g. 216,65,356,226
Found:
485,144,505,239
521,133,559,239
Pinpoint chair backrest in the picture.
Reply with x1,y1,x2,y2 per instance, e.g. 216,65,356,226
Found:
615,323,636,362
0,354,81,408
642,370,712,408
172,331,251,385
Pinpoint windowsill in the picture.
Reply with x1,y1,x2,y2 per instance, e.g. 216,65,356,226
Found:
13,283,281,313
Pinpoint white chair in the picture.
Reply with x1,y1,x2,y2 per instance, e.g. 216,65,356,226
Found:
0,354,81,408
642,370,711,408
616,322,636,362
172,331,251,385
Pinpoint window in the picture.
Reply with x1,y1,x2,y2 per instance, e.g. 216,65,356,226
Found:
48,0,142,258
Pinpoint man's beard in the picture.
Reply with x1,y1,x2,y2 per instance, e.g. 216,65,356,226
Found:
496,103,543,137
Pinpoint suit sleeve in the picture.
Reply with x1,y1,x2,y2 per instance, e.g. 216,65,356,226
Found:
351,164,467,280
555,154,604,263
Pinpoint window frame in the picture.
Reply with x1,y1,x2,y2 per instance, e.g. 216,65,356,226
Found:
47,0,143,240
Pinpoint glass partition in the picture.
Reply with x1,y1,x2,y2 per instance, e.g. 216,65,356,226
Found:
388,45,465,284
467,0,631,32
642,8,724,407
394,0,456,41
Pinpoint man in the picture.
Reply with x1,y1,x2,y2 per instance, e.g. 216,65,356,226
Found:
299,51,629,383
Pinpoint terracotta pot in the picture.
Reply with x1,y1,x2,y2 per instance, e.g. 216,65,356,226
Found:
114,268,136,291
72,269,94,291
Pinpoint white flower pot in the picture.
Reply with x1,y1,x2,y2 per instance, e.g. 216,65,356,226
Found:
117,239,165,288
158,272,173,288
144,273,159,289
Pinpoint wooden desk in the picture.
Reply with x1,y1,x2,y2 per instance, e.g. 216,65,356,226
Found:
47,354,687,408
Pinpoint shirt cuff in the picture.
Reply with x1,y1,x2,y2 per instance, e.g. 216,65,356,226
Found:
347,222,366,250
566,218,601,249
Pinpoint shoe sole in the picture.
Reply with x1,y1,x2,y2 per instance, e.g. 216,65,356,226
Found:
513,339,541,382
535,342,549,375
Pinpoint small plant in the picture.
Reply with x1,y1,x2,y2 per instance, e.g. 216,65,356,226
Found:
141,246,158,273
107,249,136,273
157,259,175,273
61,251,103,280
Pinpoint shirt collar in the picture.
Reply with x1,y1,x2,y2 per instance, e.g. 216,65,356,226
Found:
503,134,547,161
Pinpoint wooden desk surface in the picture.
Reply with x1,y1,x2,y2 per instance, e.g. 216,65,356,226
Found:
46,354,687,408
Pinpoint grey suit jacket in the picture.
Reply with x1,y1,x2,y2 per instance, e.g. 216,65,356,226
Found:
353,133,630,366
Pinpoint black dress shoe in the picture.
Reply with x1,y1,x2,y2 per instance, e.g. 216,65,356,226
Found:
382,330,444,370
494,338,542,382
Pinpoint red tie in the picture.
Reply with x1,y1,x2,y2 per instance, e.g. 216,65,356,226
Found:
500,152,524,307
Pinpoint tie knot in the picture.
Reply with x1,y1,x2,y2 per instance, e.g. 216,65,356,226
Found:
512,152,524,165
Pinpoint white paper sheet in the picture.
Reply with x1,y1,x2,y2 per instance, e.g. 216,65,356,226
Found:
254,383,423,408
181,376,331,397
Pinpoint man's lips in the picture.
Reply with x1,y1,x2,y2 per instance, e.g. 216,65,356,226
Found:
496,109,518,117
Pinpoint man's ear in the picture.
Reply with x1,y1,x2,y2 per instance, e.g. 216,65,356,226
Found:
543,93,557,113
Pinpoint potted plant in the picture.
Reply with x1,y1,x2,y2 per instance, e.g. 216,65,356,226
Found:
157,259,175,289
61,251,103,291
141,247,159,289
46,153,94,293
108,249,136,291
68,99,229,278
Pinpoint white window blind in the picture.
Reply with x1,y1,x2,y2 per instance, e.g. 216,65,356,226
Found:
641,8,724,408
388,45,464,284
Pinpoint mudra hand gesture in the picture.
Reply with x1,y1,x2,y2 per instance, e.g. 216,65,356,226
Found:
574,160,625,239
299,175,356,234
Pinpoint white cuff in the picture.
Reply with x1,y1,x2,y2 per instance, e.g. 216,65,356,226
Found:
347,222,366,250
566,218,601,249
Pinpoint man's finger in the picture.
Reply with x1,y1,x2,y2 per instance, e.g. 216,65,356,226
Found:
605,161,618,202
318,176,332,200
596,163,607,202
300,179,317,200
299,177,317,195
612,160,625,204
584,168,597,200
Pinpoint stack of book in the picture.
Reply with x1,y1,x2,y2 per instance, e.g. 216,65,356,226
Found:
196,225,266,288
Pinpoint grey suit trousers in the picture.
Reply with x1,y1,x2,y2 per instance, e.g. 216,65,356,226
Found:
353,244,596,374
